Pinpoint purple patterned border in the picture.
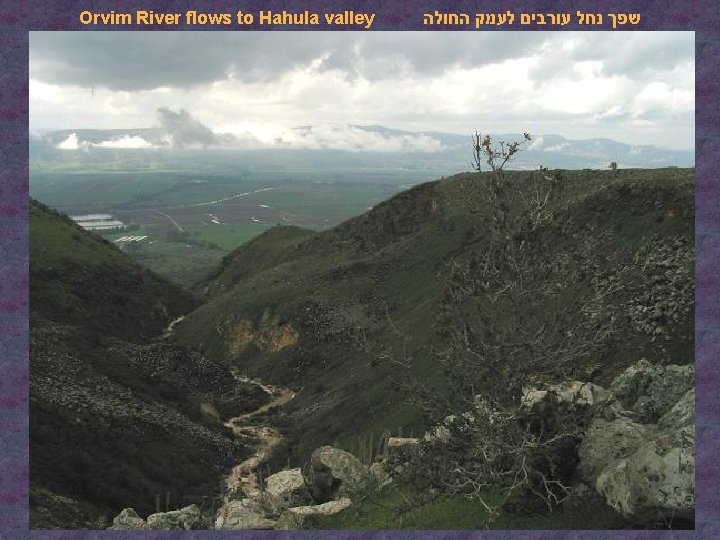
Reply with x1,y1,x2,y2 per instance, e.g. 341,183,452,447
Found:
1,0,716,539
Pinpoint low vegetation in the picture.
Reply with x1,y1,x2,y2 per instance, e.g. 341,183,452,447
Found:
30,134,694,528
29,201,268,528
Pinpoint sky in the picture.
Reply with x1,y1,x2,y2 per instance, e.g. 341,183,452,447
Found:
29,31,695,151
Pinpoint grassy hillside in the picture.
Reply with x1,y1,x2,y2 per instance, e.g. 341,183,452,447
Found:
30,199,197,342
29,200,269,528
172,168,694,464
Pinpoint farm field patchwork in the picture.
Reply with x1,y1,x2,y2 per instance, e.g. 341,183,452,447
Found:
31,166,437,286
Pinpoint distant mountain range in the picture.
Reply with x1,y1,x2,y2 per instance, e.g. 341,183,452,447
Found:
31,124,694,171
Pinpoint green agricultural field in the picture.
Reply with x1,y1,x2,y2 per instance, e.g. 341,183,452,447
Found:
183,223,271,250
31,163,434,287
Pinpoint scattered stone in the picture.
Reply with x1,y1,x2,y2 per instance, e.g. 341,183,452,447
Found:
386,437,420,455
107,508,150,530
276,497,352,530
303,446,369,503
215,498,276,530
387,437,419,448
260,468,310,516
521,380,613,411
146,504,203,530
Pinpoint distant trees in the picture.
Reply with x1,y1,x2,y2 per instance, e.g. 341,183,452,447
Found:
609,161,618,170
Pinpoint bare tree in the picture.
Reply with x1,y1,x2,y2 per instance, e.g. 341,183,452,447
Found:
472,132,532,174
387,132,620,524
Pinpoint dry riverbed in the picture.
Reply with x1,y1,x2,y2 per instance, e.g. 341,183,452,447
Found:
224,372,295,498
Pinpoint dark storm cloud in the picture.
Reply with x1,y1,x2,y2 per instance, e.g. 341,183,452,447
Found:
30,32,551,91
30,32,332,90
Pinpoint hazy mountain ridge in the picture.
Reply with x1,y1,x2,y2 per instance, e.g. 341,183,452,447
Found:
31,124,695,170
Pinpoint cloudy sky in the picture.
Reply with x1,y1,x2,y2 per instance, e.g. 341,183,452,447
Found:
29,31,695,150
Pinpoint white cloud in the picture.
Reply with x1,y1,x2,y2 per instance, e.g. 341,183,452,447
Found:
278,124,445,152
93,135,154,149
56,133,87,150
30,32,695,150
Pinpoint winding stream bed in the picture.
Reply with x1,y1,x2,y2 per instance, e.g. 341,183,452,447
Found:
162,316,295,499
224,371,295,498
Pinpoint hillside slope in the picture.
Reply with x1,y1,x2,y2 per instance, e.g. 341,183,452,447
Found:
172,168,694,464
30,200,269,528
30,199,197,342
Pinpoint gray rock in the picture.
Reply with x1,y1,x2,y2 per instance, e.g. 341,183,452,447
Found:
596,424,694,521
609,359,693,422
146,504,203,530
387,437,419,448
386,436,420,456
658,389,694,430
276,497,352,530
302,446,369,503
369,461,393,490
522,380,613,411
583,381,695,522
215,498,276,530
107,508,150,530
259,468,310,516
578,417,654,482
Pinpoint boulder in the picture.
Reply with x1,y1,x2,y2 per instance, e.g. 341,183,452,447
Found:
107,508,150,530
609,359,693,422
578,417,654,482
596,425,694,521
214,498,276,530
146,504,203,530
302,446,369,503
658,389,694,430
588,387,695,523
276,497,352,530
387,437,419,448
259,468,310,516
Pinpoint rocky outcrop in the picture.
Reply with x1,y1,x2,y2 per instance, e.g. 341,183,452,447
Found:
574,361,695,524
226,309,299,356
276,498,352,530
107,508,150,530
302,446,370,503
260,468,311,516
609,359,693,422
146,505,204,530
212,445,378,530
521,380,614,412
578,418,653,481
108,505,203,530
215,498,276,530
594,389,694,522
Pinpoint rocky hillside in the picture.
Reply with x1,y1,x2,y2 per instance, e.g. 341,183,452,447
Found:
30,200,269,528
172,168,694,466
